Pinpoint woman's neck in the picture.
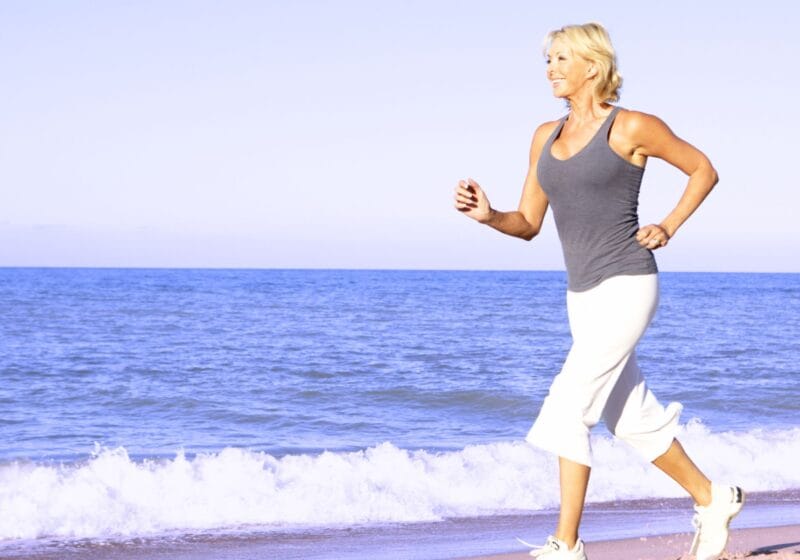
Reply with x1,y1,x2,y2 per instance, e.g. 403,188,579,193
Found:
566,92,611,124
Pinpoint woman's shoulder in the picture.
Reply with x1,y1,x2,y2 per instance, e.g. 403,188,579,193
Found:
527,118,564,159
615,107,669,134
612,108,678,151
532,118,563,141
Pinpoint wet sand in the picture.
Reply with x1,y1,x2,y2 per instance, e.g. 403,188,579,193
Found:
463,524,800,560
2,492,798,560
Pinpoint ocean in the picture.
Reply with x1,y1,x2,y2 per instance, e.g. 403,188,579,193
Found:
1,268,798,559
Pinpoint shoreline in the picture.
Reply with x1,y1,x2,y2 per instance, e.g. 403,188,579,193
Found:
2,525,798,560
460,524,800,560
1,494,798,560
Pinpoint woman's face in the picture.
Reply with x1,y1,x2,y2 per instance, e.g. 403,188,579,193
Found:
545,38,593,99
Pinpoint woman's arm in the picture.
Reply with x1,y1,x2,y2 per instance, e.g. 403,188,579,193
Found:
621,111,719,248
454,122,555,241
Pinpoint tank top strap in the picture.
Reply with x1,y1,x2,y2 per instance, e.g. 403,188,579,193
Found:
598,105,622,137
544,115,569,149
544,107,620,151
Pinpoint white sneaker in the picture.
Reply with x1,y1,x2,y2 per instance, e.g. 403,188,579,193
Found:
689,484,745,560
517,536,588,559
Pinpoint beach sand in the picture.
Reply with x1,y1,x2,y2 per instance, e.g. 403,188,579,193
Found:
2,524,797,560
462,524,800,560
3,494,799,560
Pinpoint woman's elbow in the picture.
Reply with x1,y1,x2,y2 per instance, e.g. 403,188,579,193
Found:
703,159,719,189
704,161,719,189
521,226,540,241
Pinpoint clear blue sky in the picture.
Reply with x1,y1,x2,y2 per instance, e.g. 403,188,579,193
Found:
1,0,797,271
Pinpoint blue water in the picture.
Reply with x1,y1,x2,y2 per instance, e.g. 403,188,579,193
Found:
1,268,799,545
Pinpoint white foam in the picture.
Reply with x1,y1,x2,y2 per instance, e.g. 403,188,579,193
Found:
1,421,799,541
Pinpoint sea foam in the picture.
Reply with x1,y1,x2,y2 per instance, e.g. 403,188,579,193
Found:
1,421,798,541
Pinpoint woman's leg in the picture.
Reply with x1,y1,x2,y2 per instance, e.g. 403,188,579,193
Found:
555,456,591,548
652,439,712,506
527,275,662,468
603,360,710,505
654,439,744,559
526,275,661,550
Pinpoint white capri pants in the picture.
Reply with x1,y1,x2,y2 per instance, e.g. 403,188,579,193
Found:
526,273,682,467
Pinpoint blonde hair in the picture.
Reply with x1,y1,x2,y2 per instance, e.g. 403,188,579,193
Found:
544,22,623,103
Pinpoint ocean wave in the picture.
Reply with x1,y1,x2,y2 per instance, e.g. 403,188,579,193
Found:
1,420,798,541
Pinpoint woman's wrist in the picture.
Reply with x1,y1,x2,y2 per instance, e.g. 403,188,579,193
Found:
479,207,497,225
658,221,676,239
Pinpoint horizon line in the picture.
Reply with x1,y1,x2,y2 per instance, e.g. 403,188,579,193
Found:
1,266,798,275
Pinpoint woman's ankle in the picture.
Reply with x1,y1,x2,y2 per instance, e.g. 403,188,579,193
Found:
553,531,579,549
693,480,713,507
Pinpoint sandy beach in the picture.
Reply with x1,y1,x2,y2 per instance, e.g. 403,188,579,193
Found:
2,489,799,559
2,523,797,560
462,524,800,560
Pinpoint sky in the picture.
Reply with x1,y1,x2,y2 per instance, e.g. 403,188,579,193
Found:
1,0,798,271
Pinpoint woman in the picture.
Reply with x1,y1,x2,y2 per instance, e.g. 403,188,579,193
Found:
453,23,743,560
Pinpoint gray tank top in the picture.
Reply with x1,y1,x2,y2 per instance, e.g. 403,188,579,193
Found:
537,106,657,292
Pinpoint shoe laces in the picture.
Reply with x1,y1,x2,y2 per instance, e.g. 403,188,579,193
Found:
690,502,721,553
689,512,703,554
517,536,563,557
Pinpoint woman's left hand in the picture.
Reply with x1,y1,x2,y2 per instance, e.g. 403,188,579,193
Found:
636,224,670,250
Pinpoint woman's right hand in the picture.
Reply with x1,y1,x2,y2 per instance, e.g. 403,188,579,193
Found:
454,178,493,223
